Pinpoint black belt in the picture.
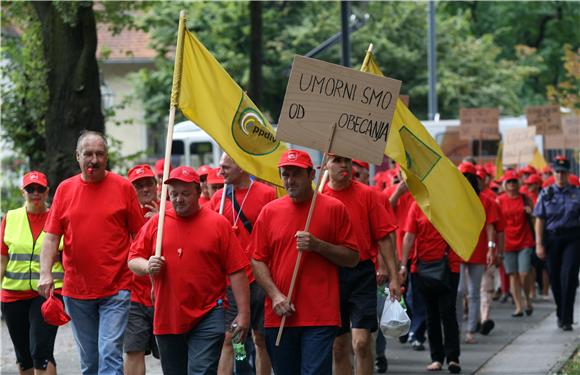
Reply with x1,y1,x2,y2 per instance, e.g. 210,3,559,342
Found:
546,227,580,236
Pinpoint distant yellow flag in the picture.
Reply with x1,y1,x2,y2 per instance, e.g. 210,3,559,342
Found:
495,142,504,180
530,147,548,170
361,51,485,260
178,30,287,187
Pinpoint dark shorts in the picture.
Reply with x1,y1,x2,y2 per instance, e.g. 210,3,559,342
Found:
225,282,265,334
337,260,378,335
1,295,58,371
123,302,158,357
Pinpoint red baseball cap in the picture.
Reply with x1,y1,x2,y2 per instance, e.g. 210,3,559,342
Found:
278,150,313,169
22,171,48,188
41,294,71,326
542,166,553,175
164,166,200,184
458,162,477,175
519,165,536,175
524,174,542,185
155,159,173,175
502,170,520,182
352,160,370,170
127,164,155,183
197,165,211,177
207,168,224,185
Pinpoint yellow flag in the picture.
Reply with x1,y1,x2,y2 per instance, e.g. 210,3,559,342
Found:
361,51,485,260
495,142,504,180
178,30,287,187
530,148,548,170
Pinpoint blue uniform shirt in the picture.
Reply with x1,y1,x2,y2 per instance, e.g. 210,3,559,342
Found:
533,184,580,231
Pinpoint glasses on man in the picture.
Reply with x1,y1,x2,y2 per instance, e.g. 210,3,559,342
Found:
506,179,519,184
24,185,47,194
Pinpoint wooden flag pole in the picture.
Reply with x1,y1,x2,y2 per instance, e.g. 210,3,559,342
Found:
219,183,228,215
155,10,187,257
275,123,338,346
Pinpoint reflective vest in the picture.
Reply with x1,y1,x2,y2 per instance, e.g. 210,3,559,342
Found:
2,207,64,291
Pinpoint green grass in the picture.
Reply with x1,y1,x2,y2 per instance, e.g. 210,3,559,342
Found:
558,346,580,375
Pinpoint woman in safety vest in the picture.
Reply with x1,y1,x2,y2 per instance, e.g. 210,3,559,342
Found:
1,171,64,374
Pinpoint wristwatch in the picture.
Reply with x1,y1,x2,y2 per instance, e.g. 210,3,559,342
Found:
488,241,496,249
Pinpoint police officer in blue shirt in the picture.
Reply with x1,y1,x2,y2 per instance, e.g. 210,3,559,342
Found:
533,156,580,331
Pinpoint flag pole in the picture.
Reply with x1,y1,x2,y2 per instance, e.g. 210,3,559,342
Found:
275,123,338,346
155,10,187,257
361,43,374,69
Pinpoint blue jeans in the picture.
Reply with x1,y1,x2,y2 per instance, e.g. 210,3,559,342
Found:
64,290,130,375
155,307,225,375
407,274,426,343
265,326,337,375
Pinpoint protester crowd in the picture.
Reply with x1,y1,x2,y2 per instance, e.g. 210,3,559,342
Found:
2,130,580,375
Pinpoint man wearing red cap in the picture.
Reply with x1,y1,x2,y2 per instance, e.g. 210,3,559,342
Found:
322,154,399,375
197,165,212,206
125,164,161,375
249,149,359,375
154,158,172,200
352,159,370,185
38,131,145,375
210,153,276,375
128,166,250,374
206,168,224,199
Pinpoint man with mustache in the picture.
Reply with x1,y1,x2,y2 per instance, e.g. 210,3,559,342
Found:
38,131,145,375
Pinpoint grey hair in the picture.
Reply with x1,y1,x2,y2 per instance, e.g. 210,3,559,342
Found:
76,130,108,153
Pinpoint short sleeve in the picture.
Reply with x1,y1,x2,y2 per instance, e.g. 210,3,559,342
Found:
44,185,64,236
533,191,547,219
126,186,146,235
333,204,360,252
403,203,419,234
128,217,156,261
248,208,272,263
368,192,397,241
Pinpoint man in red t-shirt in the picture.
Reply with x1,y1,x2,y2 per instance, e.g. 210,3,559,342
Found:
249,150,359,375
210,153,276,375
322,154,398,375
38,131,145,374
128,166,250,374
125,164,160,375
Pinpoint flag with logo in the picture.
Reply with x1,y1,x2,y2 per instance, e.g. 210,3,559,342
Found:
177,30,287,187
361,51,485,260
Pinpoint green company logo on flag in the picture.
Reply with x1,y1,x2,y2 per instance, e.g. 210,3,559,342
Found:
399,126,441,181
231,93,281,156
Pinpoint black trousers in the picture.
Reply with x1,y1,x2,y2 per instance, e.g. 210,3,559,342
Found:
545,232,580,325
417,272,460,364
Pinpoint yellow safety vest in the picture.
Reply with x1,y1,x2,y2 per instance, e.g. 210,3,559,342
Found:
2,207,64,291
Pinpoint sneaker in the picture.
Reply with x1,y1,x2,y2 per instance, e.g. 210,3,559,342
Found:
480,319,495,335
399,333,409,344
375,355,388,373
411,340,425,351
562,324,573,331
499,294,509,303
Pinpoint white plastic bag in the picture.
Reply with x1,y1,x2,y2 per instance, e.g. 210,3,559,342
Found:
379,288,411,338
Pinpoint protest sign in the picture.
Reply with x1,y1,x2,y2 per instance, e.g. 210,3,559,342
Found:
544,115,580,149
525,105,562,135
503,127,536,165
277,55,401,164
459,108,500,140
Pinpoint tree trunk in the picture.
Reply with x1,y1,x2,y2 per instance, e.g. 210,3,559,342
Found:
32,1,104,189
248,1,263,107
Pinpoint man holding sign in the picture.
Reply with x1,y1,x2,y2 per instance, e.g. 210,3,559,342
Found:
249,150,359,375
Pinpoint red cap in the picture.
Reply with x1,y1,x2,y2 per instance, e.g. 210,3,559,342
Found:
164,166,200,184
569,174,580,186
206,168,224,185
458,162,477,175
127,164,155,183
490,181,500,190
22,171,48,188
278,149,313,169
197,165,211,177
542,166,553,175
475,165,488,180
155,159,173,176
41,294,71,326
352,159,370,170
519,165,537,175
502,170,520,182
524,174,542,185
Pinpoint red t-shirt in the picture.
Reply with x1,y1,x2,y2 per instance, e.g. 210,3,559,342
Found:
198,195,211,207
480,188,496,202
1,211,49,302
249,195,359,328
209,182,277,284
45,173,145,299
466,194,500,264
404,202,461,273
496,194,535,252
322,181,396,262
129,207,248,335
383,184,415,261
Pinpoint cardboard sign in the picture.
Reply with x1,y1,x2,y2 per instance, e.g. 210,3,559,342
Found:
503,127,536,165
276,55,401,164
459,108,500,140
544,115,580,149
525,105,561,135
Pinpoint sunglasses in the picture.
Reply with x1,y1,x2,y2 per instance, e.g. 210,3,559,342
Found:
24,185,47,194
506,179,518,184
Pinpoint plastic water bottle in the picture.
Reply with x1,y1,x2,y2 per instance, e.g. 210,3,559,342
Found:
400,295,407,311
231,323,246,361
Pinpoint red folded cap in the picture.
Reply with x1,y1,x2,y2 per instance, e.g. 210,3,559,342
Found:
519,165,537,175
155,159,173,176
206,168,224,185
458,162,477,175
197,165,211,177
127,164,155,183
524,174,542,185
278,149,313,169
22,171,48,188
41,294,71,326
164,166,200,184
501,170,520,182
352,159,370,170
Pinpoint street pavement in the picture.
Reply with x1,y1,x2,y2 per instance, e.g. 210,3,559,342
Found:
2,292,578,374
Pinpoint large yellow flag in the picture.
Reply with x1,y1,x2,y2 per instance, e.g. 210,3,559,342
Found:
530,148,548,170
178,30,287,187
495,142,504,180
361,51,485,260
